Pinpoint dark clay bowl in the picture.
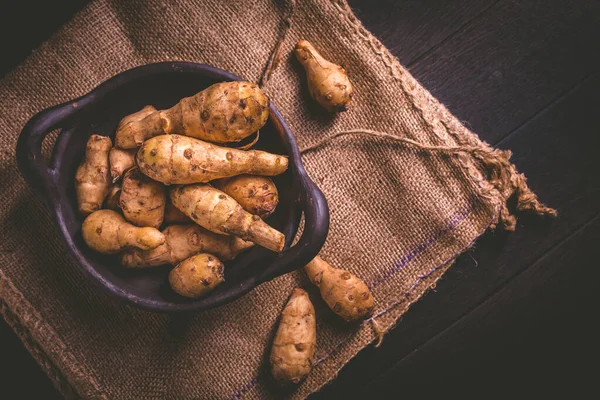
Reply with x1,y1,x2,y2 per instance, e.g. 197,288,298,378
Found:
16,62,329,312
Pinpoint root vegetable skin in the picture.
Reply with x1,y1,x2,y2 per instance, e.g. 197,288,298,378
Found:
75,135,112,216
214,175,279,219
120,224,254,268
171,184,285,252
82,210,165,254
137,134,288,185
270,288,316,384
114,105,157,148
295,40,354,112
115,81,269,148
169,253,225,298
164,199,192,224
305,256,374,321
119,168,166,228
109,148,136,182
104,184,121,212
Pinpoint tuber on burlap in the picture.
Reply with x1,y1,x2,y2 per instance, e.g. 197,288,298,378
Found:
0,0,554,399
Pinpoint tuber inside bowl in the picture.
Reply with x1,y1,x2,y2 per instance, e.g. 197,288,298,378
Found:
16,62,329,312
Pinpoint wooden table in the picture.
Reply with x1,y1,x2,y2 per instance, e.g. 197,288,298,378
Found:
1,1,598,397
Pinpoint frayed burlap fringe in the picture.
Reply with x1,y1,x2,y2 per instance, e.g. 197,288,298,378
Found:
301,129,557,231
369,318,384,347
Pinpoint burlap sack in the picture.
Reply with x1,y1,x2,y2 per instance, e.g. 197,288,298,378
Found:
0,0,553,398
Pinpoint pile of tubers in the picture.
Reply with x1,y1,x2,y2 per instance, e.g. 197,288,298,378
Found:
77,80,286,299
76,40,372,386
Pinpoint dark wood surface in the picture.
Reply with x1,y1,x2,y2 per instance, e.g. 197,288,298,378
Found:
1,1,598,398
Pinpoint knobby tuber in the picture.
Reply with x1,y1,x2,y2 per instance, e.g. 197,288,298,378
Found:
305,256,374,321
109,147,136,182
170,184,285,252
75,135,112,216
104,184,121,212
115,81,269,148
294,40,354,112
114,105,157,149
82,210,165,254
270,288,316,384
120,224,254,268
113,105,157,148
213,175,279,219
164,198,192,224
119,167,166,228
136,134,288,185
169,253,225,298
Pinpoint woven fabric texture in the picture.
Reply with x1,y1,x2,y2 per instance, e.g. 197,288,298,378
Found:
0,0,551,398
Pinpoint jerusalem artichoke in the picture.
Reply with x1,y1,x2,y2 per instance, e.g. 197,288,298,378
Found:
75,135,112,216
82,210,165,254
136,134,288,185
114,105,157,149
170,184,285,252
213,175,279,219
120,224,254,268
305,256,374,321
115,81,269,148
119,168,166,228
109,147,136,182
169,253,225,298
104,184,121,212
164,198,192,224
294,40,354,112
270,288,316,384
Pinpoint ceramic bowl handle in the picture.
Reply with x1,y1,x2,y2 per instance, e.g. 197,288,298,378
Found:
257,173,329,282
16,100,84,200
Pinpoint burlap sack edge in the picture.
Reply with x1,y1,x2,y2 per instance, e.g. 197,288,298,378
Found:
0,1,548,399
0,273,97,398
286,4,554,397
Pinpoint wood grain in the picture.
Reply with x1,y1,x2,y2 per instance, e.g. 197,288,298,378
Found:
312,67,600,399
360,213,599,396
0,311,61,399
347,0,496,65
409,0,600,144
